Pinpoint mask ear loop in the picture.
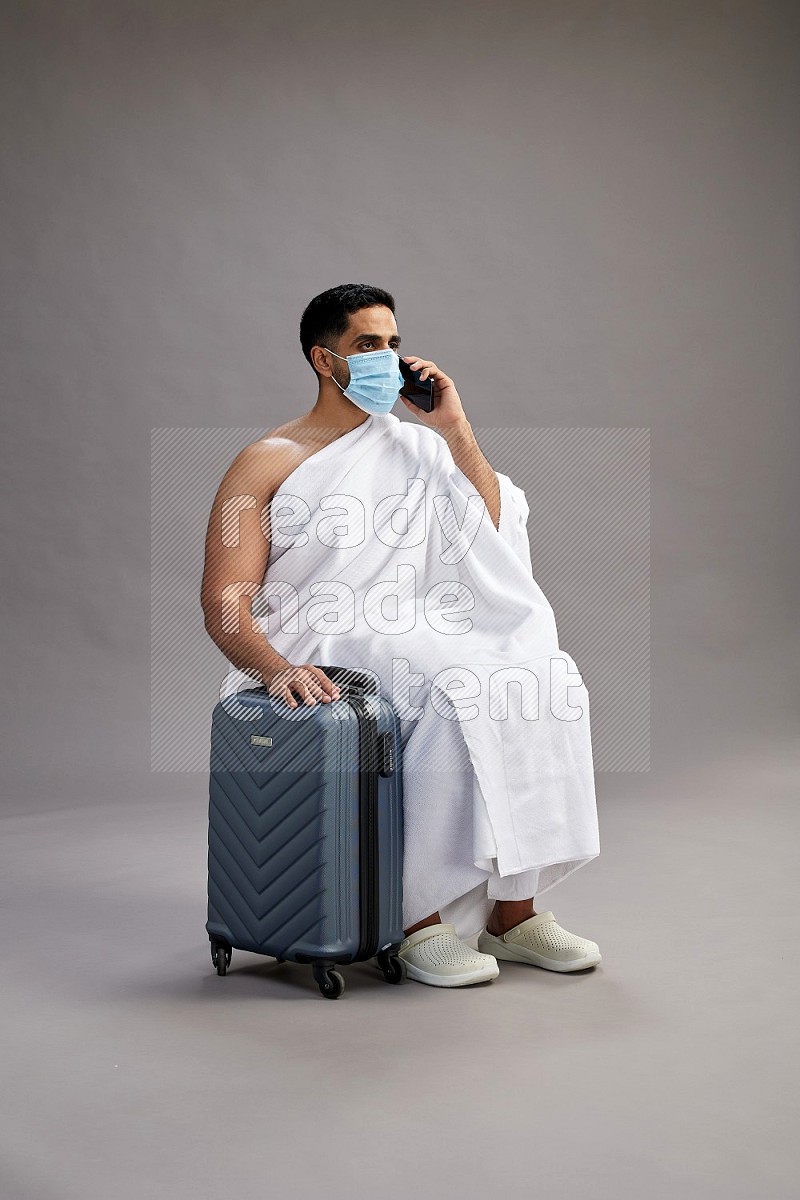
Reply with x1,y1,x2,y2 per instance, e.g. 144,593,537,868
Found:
322,347,348,393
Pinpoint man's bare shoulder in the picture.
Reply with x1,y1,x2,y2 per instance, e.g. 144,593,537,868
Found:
225,418,322,496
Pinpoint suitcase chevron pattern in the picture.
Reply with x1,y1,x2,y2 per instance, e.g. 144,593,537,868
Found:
208,769,330,954
205,666,407,998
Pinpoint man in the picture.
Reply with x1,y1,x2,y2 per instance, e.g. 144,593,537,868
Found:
200,283,601,988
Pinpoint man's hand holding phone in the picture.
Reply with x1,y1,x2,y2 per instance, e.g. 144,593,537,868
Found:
399,355,468,432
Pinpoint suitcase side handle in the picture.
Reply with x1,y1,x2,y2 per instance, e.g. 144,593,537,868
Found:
313,664,381,696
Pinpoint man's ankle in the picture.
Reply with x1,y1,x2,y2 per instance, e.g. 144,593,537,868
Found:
486,902,537,935
403,912,442,936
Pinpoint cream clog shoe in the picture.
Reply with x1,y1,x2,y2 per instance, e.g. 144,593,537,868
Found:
477,911,601,972
397,922,500,987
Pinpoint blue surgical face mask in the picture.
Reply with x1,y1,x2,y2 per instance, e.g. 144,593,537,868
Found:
323,346,405,415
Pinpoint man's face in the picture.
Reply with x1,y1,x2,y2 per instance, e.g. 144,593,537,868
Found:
323,306,402,388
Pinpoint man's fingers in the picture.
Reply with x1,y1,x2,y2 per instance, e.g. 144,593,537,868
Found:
291,678,322,705
307,665,342,700
292,669,341,706
268,664,342,709
401,356,440,383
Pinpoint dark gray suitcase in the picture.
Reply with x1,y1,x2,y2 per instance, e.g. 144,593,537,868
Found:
206,664,406,999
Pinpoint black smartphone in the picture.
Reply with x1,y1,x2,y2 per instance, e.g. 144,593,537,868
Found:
399,358,435,412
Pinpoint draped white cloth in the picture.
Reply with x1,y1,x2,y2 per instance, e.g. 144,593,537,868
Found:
221,411,600,939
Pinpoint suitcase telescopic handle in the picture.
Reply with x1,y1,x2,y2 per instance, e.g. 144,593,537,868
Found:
313,664,380,695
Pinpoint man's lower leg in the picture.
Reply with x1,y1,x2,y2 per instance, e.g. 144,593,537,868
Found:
403,912,442,936
486,898,537,936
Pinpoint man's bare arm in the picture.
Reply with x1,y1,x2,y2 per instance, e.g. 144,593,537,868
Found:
200,440,292,684
441,419,501,530
200,439,339,707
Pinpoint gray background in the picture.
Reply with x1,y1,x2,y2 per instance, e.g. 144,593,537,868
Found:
2,3,798,1199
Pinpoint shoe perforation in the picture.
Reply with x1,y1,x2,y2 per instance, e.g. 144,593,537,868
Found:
512,920,597,953
402,930,494,968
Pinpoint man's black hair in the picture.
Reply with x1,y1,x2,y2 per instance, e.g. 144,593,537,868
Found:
299,283,396,376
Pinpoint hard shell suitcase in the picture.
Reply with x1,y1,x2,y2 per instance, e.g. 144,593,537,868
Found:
206,664,406,999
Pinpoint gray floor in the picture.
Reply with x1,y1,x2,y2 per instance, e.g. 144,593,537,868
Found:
2,737,798,1200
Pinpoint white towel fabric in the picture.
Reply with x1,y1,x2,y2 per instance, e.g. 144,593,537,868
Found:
221,411,600,939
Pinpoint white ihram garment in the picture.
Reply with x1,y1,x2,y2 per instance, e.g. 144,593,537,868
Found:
222,411,600,940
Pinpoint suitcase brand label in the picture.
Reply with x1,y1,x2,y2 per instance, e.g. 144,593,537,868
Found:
250,734,274,747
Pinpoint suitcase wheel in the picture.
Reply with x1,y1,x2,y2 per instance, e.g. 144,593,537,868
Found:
313,965,345,999
210,939,232,976
376,950,407,985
